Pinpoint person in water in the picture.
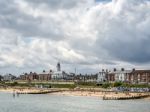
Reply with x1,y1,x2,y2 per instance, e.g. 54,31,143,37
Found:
13,90,15,98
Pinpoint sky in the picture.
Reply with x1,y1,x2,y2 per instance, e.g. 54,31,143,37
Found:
0,0,150,75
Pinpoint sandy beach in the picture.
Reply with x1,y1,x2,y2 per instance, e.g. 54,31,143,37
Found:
0,88,150,100
50,90,150,99
0,88,51,93
51,91,104,97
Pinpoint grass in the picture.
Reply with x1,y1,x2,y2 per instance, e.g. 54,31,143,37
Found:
1,81,150,89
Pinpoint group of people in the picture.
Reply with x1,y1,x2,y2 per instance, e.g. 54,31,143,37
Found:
113,87,150,92
13,90,20,98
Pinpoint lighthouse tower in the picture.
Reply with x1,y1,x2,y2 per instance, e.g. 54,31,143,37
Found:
56,62,61,72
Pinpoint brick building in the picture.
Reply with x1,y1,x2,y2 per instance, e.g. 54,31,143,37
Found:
128,70,150,84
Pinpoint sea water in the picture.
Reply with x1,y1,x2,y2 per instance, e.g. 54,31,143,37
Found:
0,92,150,112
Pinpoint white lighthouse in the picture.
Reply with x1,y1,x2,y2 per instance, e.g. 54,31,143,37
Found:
56,62,61,71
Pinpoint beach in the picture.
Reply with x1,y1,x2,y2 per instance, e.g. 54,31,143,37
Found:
0,87,150,100
51,90,150,99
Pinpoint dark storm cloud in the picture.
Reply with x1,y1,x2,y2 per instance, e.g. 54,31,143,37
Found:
102,37,150,64
26,0,87,9
93,0,150,64
0,0,65,40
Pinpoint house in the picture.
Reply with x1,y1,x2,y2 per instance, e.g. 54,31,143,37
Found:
107,68,131,83
97,70,107,83
20,73,28,80
74,74,97,82
3,74,16,81
20,72,39,81
28,72,39,81
38,70,52,81
51,71,66,80
62,72,75,81
128,69,150,84
107,73,115,82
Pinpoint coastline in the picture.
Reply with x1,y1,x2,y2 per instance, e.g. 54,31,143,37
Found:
0,87,150,100
50,90,150,99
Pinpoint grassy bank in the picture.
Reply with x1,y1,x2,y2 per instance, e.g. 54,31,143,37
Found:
0,81,150,89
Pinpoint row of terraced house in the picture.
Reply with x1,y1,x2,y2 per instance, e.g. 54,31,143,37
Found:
19,68,150,84
19,70,97,82
97,68,150,84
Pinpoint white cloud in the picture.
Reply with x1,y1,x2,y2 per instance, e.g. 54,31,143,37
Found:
0,0,150,75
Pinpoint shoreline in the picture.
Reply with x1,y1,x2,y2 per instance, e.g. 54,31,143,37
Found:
0,88,150,100
50,90,150,99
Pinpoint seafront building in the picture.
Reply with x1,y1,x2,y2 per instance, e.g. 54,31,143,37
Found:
107,68,131,82
106,69,150,84
38,70,52,81
0,75,3,81
17,62,150,84
97,69,107,83
127,70,150,84
51,62,68,80
20,72,39,81
3,74,16,81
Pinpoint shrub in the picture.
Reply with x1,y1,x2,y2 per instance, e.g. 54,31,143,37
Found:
102,83,111,88
76,82,97,87
113,82,123,87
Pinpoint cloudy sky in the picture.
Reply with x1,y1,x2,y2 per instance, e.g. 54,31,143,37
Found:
0,0,150,75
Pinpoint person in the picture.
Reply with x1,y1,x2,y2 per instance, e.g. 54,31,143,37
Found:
13,90,15,98
16,91,19,97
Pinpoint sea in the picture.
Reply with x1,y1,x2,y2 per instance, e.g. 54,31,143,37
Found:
0,92,150,112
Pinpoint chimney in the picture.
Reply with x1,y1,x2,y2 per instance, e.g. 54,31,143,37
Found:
50,70,52,73
132,68,135,71
106,69,108,72
114,68,117,72
102,69,104,72
121,68,124,71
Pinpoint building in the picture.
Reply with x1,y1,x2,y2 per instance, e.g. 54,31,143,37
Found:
0,75,3,81
38,70,52,81
51,62,66,80
20,70,52,81
28,72,39,81
3,74,16,81
97,69,107,83
74,74,97,82
20,72,39,81
20,73,28,80
107,68,131,82
107,73,115,82
62,72,74,81
56,62,61,71
128,70,150,84
51,71,66,80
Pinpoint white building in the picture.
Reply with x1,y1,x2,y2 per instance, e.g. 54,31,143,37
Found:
97,71,107,83
51,71,64,80
3,74,16,81
110,68,131,82
51,62,67,80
